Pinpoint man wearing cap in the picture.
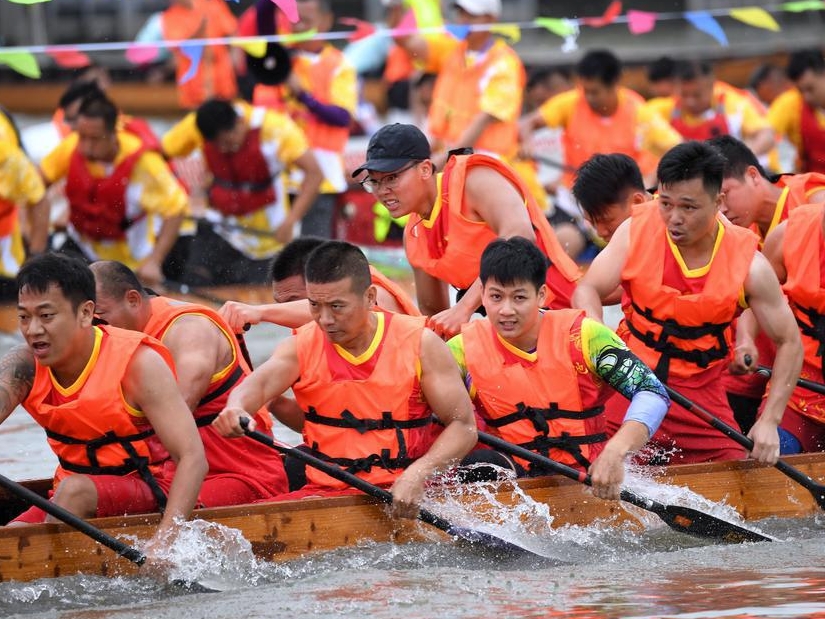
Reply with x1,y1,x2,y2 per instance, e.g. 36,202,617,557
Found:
353,123,581,340
394,0,525,167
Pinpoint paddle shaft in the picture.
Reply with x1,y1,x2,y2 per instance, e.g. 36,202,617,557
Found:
239,420,459,534
755,365,825,397
664,385,825,509
0,472,146,565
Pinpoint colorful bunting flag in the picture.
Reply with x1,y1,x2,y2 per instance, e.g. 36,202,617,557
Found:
271,0,299,24
6,0,52,4
232,39,267,58
339,17,377,42
125,44,160,65
47,48,91,68
534,17,577,38
178,42,204,84
0,51,40,78
684,10,729,46
445,24,470,40
582,1,623,27
781,0,825,11
407,0,443,29
490,23,521,43
730,7,781,31
395,9,418,36
280,28,318,44
627,9,657,34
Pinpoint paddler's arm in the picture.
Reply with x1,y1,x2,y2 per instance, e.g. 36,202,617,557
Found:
389,329,477,518
0,344,35,424
580,318,670,499
124,346,207,549
572,218,632,322
743,252,802,464
213,336,302,437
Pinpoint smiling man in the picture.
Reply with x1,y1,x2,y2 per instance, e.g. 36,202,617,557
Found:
213,240,477,516
352,123,581,340
447,237,669,499
572,141,802,466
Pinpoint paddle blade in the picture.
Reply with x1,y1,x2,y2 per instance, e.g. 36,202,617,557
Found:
445,524,535,555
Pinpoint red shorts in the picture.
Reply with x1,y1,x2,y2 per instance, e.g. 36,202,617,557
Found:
11,473,164,525
254,483,374,503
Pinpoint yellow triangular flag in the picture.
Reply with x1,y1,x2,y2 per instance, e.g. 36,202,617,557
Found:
490,23,521,43
233,38,267,58
729,7,781,31
0,51,41,79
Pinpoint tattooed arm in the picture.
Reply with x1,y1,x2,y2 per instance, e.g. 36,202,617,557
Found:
0,345,35,425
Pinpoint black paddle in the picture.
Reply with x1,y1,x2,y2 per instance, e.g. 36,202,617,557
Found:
476,431,772,544
755,365,825,397
0,472,218,592
664,384,825,511
238,418,544,557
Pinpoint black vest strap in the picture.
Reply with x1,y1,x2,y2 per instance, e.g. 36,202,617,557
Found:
484,402,604,434
305,406,433,434
795,303,825,380
197,364,244,409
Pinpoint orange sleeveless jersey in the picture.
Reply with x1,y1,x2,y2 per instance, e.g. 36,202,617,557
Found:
622,207,758,380
403,153,581,309
23,326,173,489
293,313,435,488
462,311,608,471
428,40,525,159
782,204,825,421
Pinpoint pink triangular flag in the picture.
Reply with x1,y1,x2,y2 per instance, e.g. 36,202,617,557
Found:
339,17,377,42
47,48,91,68
627,9,656,34
582,1,622,27
125,43,160,65
395,9,418,35
271,0,298,24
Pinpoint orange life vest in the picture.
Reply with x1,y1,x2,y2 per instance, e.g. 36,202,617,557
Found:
253,46,351,153
368,265,420,316
428,40,524,159
293,313,435,488
22,326,173,505
64,145,147,241
403,153,580,309
622,206,758,381
563,87,646,187
782,205,825,396
202,122,276,216
749,173,825,242
462,311,608,471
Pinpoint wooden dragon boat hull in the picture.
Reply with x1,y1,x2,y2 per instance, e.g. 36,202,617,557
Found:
1,453,823,584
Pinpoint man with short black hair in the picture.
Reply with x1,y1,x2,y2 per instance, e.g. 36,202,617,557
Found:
573,141,802,465
162,98,323,285
214,240,477,515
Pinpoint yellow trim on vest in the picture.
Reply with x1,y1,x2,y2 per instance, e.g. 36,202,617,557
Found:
767,186,791,241
667,220,725,278
165,312,238,383
495,331,538,362
421,174,444,229
50,326,103,396
333,311,386,365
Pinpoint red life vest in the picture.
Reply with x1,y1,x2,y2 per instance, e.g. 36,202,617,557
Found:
462,311,607,471
783,205,825,396
622,207,758,381
202,123,276,216
403,153,580,309
670,96,730,141
22,326,174,506
800,100,825,174
64,146,147,241
293,313,435,488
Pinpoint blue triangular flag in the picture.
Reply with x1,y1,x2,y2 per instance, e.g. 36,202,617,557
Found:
179,42,204,84
445,23,470,40
684,11,729,46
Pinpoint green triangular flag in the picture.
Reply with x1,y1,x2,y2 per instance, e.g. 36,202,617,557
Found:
0,51,41,79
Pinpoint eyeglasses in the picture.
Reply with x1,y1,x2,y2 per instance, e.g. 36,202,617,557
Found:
359,160,420,194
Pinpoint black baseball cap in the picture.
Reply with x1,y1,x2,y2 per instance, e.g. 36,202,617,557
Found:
351,124,431,177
